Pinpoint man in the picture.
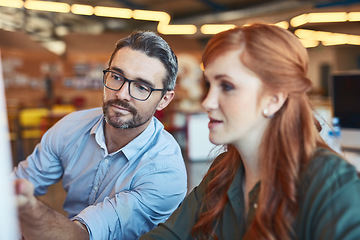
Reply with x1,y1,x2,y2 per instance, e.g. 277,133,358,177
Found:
12,30,187,240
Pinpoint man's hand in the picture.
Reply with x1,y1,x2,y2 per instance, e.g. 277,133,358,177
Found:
14,179,89,240
14,179,36,209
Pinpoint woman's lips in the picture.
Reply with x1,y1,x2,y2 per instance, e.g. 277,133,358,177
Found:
208,118,222,130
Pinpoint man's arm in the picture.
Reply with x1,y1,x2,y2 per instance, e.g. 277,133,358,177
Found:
15,179,89,240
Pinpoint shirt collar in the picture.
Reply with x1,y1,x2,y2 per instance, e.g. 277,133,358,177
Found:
91,115,107,151
227,160,261,228
121,117,157,161
90,115,159,160
227,161,245,198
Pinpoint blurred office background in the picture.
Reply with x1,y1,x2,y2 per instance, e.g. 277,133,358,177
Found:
1,0,360,215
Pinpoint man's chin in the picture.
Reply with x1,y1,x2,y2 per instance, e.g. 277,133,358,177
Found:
106,119,132,129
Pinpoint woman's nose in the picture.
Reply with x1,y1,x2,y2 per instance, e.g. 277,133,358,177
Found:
201,89,218,111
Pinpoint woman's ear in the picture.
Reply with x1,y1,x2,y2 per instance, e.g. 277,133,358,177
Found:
263,92,287,118
156,90,175,111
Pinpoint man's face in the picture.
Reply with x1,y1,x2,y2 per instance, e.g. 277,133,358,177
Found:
102,47,172,129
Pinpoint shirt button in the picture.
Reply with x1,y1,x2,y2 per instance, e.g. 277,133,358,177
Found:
104,159,109,164
94,186,98,191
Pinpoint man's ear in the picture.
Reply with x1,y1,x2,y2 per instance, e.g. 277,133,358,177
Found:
265,92,288,117
156,90,175,111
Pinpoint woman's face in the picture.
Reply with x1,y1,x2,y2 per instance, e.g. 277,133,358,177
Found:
202,49,270,148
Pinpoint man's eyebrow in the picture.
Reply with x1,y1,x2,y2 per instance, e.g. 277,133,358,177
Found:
109,66,125,75
109,66,155,87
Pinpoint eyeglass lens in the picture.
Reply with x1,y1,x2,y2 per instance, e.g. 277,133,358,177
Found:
104,71,152,100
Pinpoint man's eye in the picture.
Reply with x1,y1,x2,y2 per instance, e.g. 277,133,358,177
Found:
134,82,151,92
112,74,122,81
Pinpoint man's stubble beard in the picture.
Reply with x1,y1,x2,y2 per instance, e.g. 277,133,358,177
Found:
102,98,155,129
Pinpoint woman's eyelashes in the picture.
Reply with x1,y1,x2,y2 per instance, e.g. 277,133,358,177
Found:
220,81,235,92
204,80,210,92
203,75,235,93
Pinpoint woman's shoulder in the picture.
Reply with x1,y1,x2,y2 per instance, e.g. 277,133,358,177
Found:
296,148,360,239
305,148,357,178
194,152,228,194
299,147,359,197
201,152,227,179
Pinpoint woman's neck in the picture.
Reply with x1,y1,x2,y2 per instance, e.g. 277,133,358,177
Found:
236,143,261,215
235,141,261,181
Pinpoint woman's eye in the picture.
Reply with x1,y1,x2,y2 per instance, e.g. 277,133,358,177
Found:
221,82,234,91
203,80,210,92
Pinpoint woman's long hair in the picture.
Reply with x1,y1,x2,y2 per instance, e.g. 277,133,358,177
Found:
192,23,329,240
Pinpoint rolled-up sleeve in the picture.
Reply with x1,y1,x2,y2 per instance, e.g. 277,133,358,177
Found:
11,124,64,195
73,164,187,240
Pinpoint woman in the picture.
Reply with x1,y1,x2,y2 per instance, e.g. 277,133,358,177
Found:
140,23,360,240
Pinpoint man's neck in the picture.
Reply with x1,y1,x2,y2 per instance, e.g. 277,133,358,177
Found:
104,120,151,153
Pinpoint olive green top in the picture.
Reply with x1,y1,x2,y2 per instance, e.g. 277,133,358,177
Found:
140,148,360,240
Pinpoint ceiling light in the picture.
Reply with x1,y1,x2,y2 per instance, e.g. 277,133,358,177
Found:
94,6,132,19
321,41,344,46
0,0,23,8
348,12,360,21
274,21,289,29
314,31,334,41
347,35,360,45
294,29,316,40
299,39,319,48
295,29,360,46
330,33,348,44
200,24,236,34
133,10,169,22
158,24,197,35
71,4,94,16
291,12,348,27
290,14,307,27
24,1,70,13
307,12,347,23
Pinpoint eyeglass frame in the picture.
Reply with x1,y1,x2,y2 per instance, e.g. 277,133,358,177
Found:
102,69,167,101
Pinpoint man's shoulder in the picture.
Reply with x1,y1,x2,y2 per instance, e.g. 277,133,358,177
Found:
63,107,103,120
150,117,179,147
50,107,103,134
137,117,185,167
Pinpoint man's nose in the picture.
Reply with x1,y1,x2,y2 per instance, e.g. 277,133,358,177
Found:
115,81,132,101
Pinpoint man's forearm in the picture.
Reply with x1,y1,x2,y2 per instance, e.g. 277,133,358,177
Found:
19,199,89,240
15,179,89,240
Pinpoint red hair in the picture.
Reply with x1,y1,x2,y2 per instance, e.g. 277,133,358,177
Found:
192,23,329,239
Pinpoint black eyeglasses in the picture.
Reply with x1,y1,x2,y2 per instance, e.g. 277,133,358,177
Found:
103,69,166,101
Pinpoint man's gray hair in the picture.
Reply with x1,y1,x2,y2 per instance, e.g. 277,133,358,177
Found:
108,30,178,91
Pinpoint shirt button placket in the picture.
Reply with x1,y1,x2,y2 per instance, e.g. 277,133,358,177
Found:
89,156,109,204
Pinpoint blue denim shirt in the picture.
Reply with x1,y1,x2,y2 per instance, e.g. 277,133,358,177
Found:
12,107,187,240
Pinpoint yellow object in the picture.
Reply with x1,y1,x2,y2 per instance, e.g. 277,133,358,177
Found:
19,108,49,139
51,104,75,116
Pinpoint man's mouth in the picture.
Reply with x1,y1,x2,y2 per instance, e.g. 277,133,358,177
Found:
105,99,137,115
